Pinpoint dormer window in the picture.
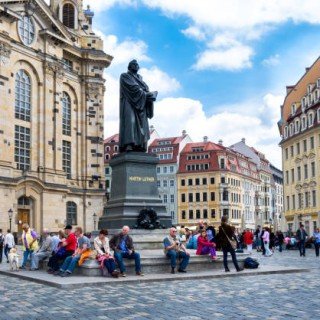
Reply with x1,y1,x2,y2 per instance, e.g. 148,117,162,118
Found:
63,3,75,28
307,84,313,94
295,119,300,133
284,126,288,139
317,78,320,88
301,97,306,111
291,103,296,116
315,89,320,102
308,112,314,127
317,108,320,123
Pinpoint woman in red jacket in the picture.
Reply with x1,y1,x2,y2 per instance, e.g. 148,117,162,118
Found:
196,230,217,260
243,229,254,254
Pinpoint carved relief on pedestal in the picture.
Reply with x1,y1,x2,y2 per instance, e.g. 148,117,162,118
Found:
0,41,12,66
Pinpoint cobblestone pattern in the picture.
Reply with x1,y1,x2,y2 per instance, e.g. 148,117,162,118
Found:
0,250,319,319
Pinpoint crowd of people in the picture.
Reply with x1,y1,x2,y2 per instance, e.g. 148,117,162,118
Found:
0,218,320,276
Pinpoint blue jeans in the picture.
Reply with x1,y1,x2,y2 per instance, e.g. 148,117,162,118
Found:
21,249,35,268
104,258,117,274
60,255,80,273
114,251,141,273
166,250,189,270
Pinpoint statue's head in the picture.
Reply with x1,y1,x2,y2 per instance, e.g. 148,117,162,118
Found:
128,59,139,74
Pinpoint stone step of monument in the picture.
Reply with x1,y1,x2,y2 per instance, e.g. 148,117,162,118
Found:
77,249,248,277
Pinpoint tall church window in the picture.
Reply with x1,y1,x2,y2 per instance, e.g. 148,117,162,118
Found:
62,140,71,179
62,92,71,136
66,201,77,225
18,16,35,45
63,3,75,28
15,70,31,121
14,125,31,171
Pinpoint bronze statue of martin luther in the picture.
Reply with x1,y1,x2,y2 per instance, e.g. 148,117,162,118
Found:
119,60,158,153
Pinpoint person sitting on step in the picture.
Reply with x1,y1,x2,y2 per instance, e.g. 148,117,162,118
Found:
163,227,190,274
57,227,91,277
196,229,217,260
94,229,119,278
109,226,144,277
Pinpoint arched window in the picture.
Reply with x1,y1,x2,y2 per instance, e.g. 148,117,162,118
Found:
66,201,77,225
15,70,31,121
284,126,288,139
62,92,71,136
18,16,35,45
63,3,75,28
105,154,110,160
289,123,294,136
317,108,320,123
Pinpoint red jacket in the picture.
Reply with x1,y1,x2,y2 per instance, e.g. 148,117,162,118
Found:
243,231,253,245
65,233,77,252
196,235,215,255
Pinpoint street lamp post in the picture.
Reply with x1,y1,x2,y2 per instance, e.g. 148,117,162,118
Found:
8,209,13,232
93,212,97,231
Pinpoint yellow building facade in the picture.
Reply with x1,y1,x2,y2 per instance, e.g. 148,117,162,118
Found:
0,0,112,232
279,57,320,234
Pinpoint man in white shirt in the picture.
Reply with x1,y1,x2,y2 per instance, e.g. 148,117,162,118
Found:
4,229,15,263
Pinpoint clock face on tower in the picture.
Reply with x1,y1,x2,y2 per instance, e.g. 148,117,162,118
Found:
18,15,35,46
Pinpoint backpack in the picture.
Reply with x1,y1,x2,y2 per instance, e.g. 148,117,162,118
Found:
0,234,4,245
244,257,259,269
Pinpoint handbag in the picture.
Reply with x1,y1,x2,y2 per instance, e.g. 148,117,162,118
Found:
221,227,237,250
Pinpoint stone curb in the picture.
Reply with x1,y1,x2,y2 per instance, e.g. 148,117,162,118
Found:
0,267,310,289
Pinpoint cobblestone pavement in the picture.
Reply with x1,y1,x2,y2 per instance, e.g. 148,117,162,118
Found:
0,249,319,320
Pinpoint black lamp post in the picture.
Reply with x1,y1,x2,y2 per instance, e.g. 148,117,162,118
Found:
8,209,13,232
93,212,97,231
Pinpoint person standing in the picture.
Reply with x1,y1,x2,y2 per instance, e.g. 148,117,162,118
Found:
262,227,273,257
254,225,262,252
217,216,242,272
4,229,15,263
30,229,52,270
243,229,254,254
296,224,308,257
313,228,320,257
276,231,284,253
110,226,143,277
0,229,4,263
21,223,39,269
163,227,190,273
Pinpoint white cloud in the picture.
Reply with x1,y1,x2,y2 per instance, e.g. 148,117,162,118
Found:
140,67,181,95
148,95,282,167
194,42,253,71
262,54,280,67
139,0,320,71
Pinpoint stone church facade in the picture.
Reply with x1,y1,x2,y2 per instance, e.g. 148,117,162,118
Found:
0,0,112,232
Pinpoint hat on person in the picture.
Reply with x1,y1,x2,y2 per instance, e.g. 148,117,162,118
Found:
64,224,72,230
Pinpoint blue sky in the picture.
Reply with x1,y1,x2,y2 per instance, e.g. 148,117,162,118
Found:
81,0,320,168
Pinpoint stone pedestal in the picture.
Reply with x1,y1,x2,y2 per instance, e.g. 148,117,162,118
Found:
99,152,171,229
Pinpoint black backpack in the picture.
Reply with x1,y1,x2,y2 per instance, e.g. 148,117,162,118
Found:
0,234,4,246
244,257,259,269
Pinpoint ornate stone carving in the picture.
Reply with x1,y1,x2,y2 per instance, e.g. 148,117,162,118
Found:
0,41,12,66
44,61,65,78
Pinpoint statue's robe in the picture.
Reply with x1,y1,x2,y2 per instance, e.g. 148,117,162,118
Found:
119,71,154,152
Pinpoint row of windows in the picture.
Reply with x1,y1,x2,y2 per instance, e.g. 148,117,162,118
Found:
105,146,119,152
186,163,209,171
285,162,316,184
152,147,173,152
286,190,317,210
162,194,174,203
181,209,216,220
156,166,175,174
181,192,215,203
283,109,320,139
284,136,316,159
158,153,173,160
181,177,214,186
187,154,209,160
15,70,73,136
157,180,175,188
